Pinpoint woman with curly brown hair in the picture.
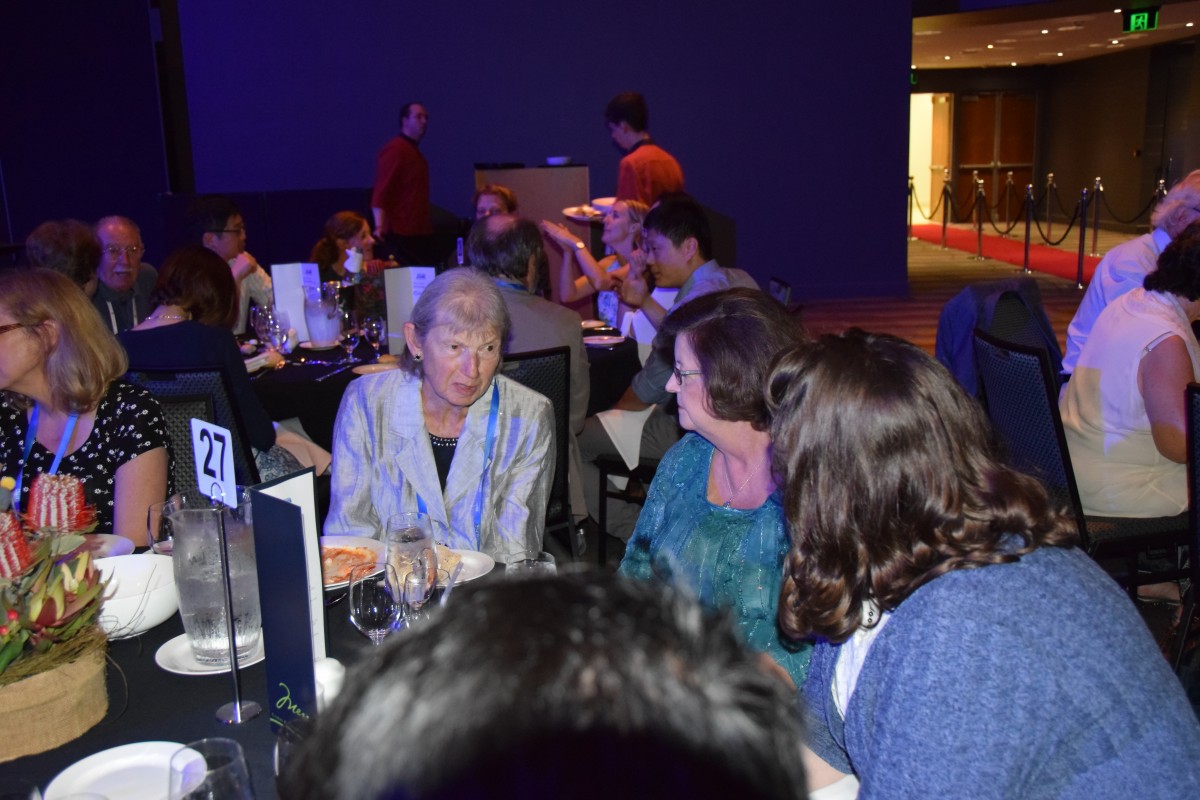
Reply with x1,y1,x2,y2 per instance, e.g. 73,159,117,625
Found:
767,330,1200,799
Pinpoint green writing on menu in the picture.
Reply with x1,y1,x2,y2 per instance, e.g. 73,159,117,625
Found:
275,681,311,720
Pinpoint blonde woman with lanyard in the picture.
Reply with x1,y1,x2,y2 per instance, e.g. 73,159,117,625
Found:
325,269,553,562
0,269,168,547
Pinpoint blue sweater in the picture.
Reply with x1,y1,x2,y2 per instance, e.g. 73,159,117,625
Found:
802,544,1200,798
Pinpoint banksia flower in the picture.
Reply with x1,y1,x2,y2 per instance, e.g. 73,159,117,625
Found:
0,510,31,580
25,474,96,536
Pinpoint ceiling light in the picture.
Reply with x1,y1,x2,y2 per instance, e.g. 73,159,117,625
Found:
1112,39,1119,44
1057,52,1064,57
944,55,951,60
1189,22,1196,28
1011,61,1018,66
987,44,994,49
1041,29,1049,35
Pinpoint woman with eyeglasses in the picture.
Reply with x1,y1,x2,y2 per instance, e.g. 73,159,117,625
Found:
617,288,811,688
0,268,168,546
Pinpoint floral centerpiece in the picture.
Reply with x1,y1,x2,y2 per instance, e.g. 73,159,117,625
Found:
0,472,109,763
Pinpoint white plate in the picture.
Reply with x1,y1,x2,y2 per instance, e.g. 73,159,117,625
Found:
320,535,385,590
45,740,185,800
562,205,603,223
154,631,265,676
351,363,400,376
444,549,495,585
300,340,339,351
580,319,607,329
590,196,616,212
76,534,135,559
583,334,626,347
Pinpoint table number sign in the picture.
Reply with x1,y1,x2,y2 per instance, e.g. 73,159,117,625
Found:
190,418,237,506
251,468,325,731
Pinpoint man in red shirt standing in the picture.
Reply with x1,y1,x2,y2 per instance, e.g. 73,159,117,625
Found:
605,92,684,207
372,102,432,238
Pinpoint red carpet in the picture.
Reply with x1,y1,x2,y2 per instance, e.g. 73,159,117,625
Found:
911,224,1101,284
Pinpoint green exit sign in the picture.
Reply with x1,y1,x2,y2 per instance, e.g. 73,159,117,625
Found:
1123,7,1160,32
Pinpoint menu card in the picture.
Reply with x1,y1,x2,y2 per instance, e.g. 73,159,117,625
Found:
270,262,321,341
250,468,324,731
384,266,435,353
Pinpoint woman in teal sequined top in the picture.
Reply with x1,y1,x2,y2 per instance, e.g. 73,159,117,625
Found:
618,289,811,686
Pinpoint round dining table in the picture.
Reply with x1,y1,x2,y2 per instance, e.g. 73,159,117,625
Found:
5,567,506,798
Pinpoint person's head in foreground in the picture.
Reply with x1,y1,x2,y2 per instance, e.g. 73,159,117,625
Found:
466,215,546,292
473,183,518,220
282,573,808,799
1150,168,1200,238
401,268,510,411
1145,218,1200,300
641,197,712,288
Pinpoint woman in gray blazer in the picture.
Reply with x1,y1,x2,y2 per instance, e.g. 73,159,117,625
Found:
325,269,554,562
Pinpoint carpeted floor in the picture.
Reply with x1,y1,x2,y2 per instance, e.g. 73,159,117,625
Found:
910,223,1102,284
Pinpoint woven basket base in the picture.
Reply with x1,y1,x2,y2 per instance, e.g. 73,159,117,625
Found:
0,645,108,762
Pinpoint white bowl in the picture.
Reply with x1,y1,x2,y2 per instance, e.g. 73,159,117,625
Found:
545,155,572,166
590,196,616,213
95,554,178,639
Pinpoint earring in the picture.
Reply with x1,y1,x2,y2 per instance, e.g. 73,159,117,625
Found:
414,353,422,361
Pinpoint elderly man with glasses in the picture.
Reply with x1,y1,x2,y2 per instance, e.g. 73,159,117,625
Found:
91,215,158,334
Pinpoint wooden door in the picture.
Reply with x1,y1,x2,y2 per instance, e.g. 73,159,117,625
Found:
955,92,1036,225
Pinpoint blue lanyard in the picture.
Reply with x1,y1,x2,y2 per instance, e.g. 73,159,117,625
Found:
415,382,500,540
494,279,527,294
12,404,79,514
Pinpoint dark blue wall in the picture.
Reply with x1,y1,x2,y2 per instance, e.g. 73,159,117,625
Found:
0,2,169,256
3,2,912,300
177,1,912,300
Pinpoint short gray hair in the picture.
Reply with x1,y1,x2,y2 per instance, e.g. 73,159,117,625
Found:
401,268,511,376
1151,170,1200,237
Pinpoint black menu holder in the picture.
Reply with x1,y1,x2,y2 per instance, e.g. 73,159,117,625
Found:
251,468,326,732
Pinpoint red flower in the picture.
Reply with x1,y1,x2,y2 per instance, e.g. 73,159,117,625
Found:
25,474,96,536
0,510,31,579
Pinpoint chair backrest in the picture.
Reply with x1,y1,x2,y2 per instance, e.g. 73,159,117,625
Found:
972,329,1089,545
1186,383,1200,592
126,366,261,493
500,346,570,531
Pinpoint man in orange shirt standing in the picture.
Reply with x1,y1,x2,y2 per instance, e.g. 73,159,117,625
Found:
605,92,684,207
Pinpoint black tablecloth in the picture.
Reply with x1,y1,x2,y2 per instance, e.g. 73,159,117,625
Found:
7,596,371,797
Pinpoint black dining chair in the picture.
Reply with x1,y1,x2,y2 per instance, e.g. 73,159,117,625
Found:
500,346,578,558
596,454,661,567
972,329,1188,599
126,366,261,494
1178,383,1200,672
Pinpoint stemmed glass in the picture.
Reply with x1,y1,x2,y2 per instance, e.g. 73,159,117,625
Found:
339,309,361,364
169,738,254,799
401,568,447,628
349,564,400,645
362,316,387,361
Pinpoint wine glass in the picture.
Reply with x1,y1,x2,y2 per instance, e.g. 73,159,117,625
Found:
504,550,557,578
401,568,445,628
362,316,387,361
339,309,361,364
349,564,399,645
169,738,253,800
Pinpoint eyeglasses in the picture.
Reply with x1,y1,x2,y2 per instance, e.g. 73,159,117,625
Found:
210,227,245,235
102,245,144,257
0,322,28,337
672,366,703,384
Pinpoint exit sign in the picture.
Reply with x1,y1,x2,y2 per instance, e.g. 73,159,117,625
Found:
1123,7,1160,32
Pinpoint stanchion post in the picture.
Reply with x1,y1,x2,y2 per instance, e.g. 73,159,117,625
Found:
1076,188,1089,290
972,178,986,261
902,175,912,237
940,169,950,249
1090,176,1102,257
1023,184,1034,274
1002,171,1014,237
1045,172,1055,241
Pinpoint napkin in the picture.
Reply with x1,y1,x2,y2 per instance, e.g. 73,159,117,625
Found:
245,352,272,372
595,404,657,490
344,248,363,274
620,288,678,345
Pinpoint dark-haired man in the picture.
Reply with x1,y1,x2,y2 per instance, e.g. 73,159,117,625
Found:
186,195,273,335
580,197,757,541
371,102,432,238
605,91,684,206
